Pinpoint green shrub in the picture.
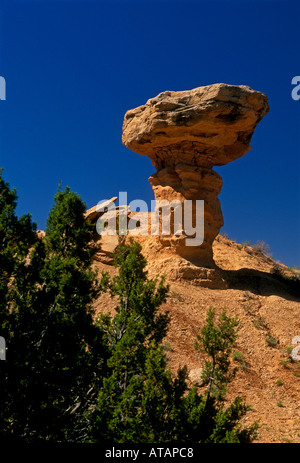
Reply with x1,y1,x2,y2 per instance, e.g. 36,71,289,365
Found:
233,351,245,362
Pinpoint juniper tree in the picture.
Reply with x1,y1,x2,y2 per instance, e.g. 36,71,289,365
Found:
0,177,107,442
90,239,188,442
0,169,36,315
180,307,258,443
196,307,239,402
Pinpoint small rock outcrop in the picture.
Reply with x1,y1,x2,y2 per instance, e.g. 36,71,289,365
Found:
122,83,269,269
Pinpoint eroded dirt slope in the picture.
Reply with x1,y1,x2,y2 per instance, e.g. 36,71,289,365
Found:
92,234,300,443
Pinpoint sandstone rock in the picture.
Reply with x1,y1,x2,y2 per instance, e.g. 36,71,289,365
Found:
122,83,269,268
93,235,120,265
122,83,269,167
84,197,118,223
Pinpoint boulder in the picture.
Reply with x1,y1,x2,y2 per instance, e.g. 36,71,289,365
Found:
122,83,269,268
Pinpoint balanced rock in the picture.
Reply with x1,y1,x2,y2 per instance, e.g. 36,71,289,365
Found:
122,83,269,269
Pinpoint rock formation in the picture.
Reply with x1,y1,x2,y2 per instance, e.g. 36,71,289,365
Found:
122,83,269,270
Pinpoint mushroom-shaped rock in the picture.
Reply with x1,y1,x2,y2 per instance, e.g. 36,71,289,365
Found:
122,83,269,268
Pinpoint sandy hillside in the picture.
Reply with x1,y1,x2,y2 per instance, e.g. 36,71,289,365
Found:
92,234,300,444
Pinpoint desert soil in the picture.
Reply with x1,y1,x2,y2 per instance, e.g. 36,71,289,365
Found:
92,234,300,443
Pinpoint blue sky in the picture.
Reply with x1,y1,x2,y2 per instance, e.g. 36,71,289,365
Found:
0,0,299,267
